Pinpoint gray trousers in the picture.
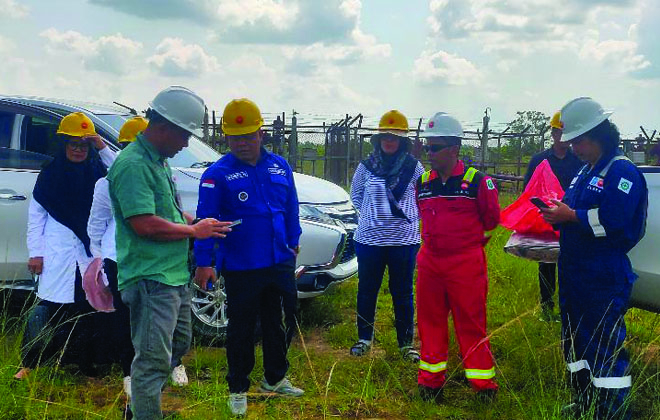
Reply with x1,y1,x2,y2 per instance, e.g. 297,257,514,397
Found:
121,279,192,420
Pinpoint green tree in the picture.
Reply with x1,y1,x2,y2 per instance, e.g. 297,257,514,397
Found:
507,110,550,157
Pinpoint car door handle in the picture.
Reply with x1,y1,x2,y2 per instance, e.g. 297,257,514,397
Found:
0,193,27,201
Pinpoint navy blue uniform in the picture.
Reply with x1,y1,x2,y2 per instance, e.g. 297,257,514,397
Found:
559,151,647,419
194,148,302,394
194,149,301,270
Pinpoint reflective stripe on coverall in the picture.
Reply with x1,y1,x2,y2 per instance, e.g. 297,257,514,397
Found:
415,161,500,391
560,153,647,419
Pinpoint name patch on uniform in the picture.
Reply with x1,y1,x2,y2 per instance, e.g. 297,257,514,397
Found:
201,179,215,188
618,177,633,194
268,167,287,176
238,191,249,201
486,179,495,190
226,171,248,182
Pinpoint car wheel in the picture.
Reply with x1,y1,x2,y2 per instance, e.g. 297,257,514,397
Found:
191,278,229,346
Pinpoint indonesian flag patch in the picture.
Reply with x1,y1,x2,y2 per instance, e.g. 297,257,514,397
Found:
201,179,215,188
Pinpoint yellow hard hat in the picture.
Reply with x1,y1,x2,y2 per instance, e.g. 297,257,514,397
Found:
549,111,563,130
377,110,409,137
222,98,264,136
57,112,96,137
119,116,149,143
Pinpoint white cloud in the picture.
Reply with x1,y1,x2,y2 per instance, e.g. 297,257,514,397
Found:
413,50,482,86
216,0,298,30
580,38,650,74
0,0,29,19
427,0,638,55
40,29,142,75
90,0,375,46
147,38,220,77
282,28,390,75
631,0,660,78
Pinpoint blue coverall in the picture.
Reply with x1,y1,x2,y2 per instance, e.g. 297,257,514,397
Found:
559,151,648,419
194,148,302,394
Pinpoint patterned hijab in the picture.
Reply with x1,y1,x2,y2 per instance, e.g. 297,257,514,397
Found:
362,135,418,221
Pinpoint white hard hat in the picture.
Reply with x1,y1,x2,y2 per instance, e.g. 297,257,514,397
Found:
149,86,205,137
559,97,613,142
420,112,464,138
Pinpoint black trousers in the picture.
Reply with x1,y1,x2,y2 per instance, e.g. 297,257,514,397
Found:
223,259,298,393
21,266,96,374
96,259,134,376
539,262,557,309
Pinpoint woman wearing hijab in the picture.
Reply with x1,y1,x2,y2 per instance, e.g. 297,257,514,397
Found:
15,112,116,379
349,110,424,361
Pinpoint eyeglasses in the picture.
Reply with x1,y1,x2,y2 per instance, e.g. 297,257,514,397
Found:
423,144,454,153
67,142,90,151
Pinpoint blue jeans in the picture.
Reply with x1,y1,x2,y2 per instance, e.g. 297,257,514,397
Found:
354,242,419,347
121,280,192,420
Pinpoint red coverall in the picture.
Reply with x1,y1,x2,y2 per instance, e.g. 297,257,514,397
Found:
415,160,501,391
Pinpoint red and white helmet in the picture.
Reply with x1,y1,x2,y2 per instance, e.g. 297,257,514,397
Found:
420,112,463,138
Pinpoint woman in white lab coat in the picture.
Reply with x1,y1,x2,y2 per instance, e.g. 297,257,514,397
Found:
15,112,115,379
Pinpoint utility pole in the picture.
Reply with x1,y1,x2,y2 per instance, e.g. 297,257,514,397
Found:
481,107,491,171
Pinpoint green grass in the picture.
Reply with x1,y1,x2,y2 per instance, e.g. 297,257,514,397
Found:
3,201,660,418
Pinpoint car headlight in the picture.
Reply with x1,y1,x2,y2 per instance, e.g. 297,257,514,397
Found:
299,204,334,224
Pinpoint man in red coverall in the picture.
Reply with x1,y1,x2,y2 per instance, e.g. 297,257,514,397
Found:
415,112,501,402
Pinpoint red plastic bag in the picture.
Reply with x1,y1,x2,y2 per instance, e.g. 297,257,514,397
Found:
501,159,564,237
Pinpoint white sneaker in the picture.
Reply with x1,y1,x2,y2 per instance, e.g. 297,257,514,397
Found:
123,376,131,398
258,377,304,397
171,364,188,386
228,393,247,416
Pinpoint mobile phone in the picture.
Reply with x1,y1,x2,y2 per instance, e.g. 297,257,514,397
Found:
530,197,550,209
228,219,242,228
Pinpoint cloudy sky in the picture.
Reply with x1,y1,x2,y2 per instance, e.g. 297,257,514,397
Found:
1,0,658,136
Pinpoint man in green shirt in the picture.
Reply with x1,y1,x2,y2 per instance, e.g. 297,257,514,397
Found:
108,86,230,420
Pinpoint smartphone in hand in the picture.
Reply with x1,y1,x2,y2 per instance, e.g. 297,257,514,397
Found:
228,219,242,228
530,197,550,209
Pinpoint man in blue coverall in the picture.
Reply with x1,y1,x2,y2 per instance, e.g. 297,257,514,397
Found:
193,98,303,417
542,97,648,420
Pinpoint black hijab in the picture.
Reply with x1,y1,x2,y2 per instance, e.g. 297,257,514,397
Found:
32,139,107,257
362,135,418,221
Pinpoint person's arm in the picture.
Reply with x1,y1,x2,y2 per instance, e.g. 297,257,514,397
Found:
111,160,228,242
128,215,225,241
98,146,117,168
284,160,302,251
87,178,112,258
574,164,644,238
27,199,47,275
477,175,501,231
542,163,645,235
350,163,368,212
194,168,223,268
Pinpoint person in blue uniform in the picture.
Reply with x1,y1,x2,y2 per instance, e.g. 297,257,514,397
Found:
542,97,648,420
193,98,304,417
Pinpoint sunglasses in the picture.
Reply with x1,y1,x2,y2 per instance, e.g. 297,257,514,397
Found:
67,142,90,151
423,144,455,153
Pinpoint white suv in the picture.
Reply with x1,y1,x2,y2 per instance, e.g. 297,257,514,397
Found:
0,96,358,340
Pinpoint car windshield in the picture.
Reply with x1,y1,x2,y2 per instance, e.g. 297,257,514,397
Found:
96,114,221,168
